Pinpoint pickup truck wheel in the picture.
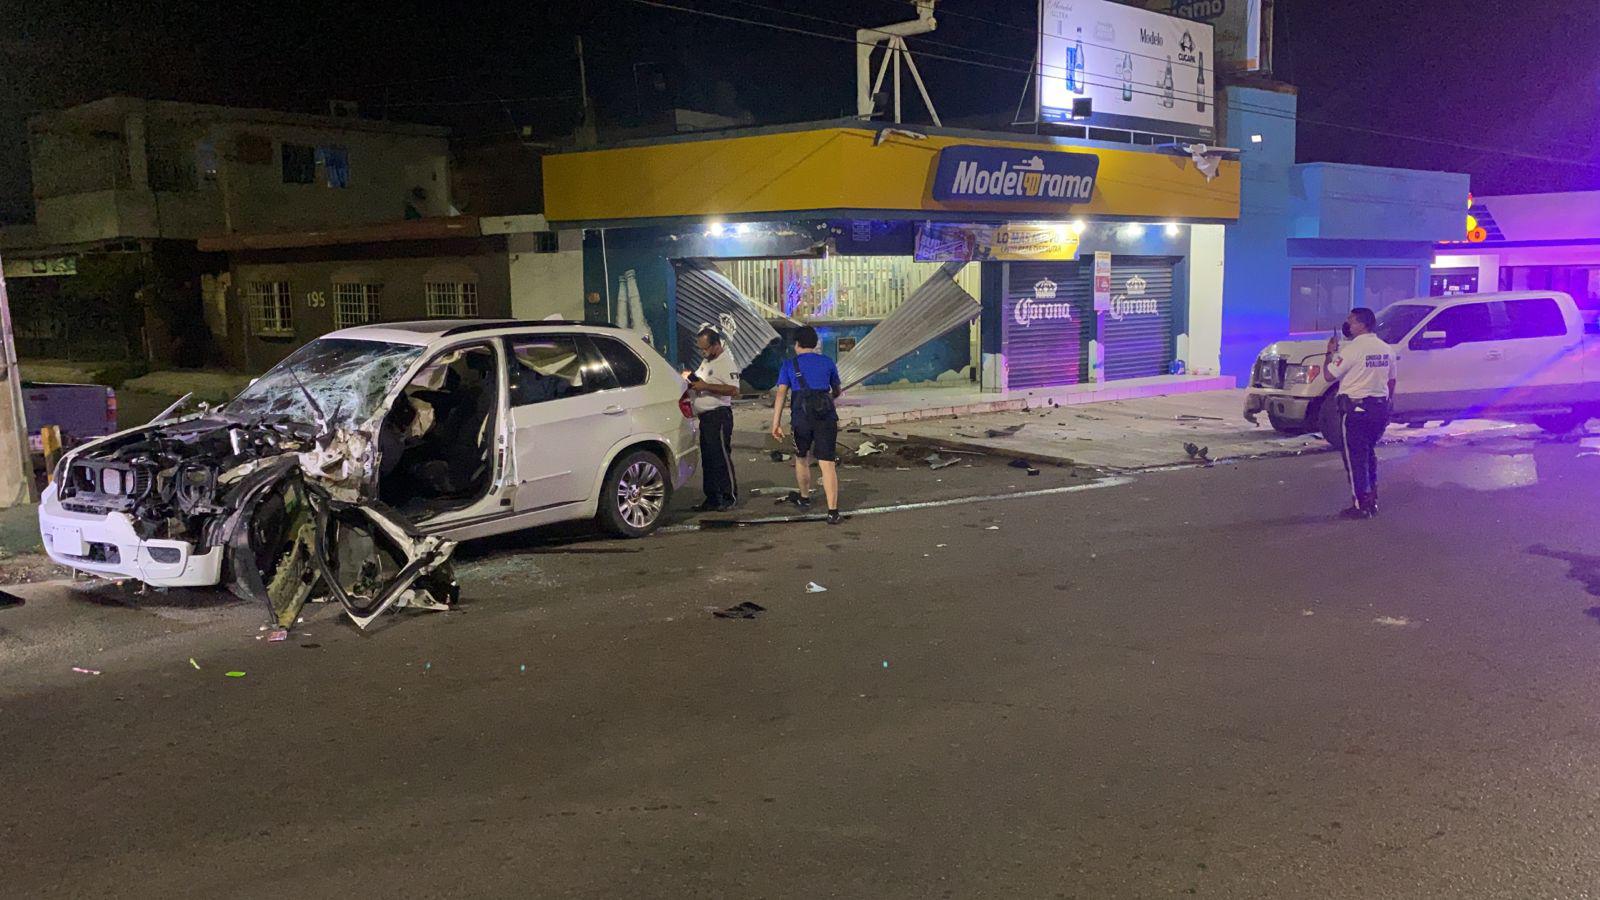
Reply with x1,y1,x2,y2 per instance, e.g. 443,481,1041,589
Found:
1317,396,1346,452
598,449,671,538
1267,410,1305,434
1534,410,1588,434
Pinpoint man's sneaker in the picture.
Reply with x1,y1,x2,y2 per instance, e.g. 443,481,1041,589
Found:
779,491,812,510
1338,505,1372,520
692,499,723,513
826,510,843,525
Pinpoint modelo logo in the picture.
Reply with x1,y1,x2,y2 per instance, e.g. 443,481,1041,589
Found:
933,146,1099,204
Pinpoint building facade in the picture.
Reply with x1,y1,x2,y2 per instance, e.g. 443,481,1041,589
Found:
544,122,1240,393
1432,191,1600,312
1217,85,1469,380
0,97,455,364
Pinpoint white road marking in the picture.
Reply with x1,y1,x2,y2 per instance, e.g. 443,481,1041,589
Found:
661,476,1134,532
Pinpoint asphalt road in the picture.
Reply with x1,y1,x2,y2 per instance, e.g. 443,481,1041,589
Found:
4,430,1600,898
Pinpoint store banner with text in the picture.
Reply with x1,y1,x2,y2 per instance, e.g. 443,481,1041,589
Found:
915,223,1082,262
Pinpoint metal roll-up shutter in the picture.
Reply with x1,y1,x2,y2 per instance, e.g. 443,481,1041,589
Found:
671,259,783,371
1100,259,1177,380
1002,261,1091,390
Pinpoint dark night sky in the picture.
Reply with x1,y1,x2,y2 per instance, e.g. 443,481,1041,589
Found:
1,0,1596,225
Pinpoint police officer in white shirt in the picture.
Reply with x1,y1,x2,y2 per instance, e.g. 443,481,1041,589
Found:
1322,306,1397,519
686,326,741,512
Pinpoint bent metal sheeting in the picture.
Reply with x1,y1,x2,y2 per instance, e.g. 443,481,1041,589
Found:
836,262,980,391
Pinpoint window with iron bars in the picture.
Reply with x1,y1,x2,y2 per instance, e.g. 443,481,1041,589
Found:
247,281,293,337
333,282,381,328
715,255,982,321
425,281,479,318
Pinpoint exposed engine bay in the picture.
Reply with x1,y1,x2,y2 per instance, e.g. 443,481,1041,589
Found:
53,414,458,631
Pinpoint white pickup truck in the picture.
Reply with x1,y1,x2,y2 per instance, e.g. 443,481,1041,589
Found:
1245,291,1599,449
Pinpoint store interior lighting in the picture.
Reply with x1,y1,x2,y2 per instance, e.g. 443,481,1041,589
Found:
1122,223,1146,239
1164,222,1180,237
1070,219,1087,235
1250,134,1263,143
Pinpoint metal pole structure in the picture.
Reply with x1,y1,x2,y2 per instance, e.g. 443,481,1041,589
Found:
892,38,902,124
0,253,38,507
899,40,943,127
855,1,940,123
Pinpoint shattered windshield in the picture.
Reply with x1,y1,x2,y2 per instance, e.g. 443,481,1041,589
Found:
1374,304,1435,344
226,339,424,427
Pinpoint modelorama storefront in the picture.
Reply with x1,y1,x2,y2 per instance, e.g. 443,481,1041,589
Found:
542,123,1238,392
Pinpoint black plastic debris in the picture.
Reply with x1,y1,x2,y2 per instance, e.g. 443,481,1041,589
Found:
713,601,767,619
1183,442,1211,461
0,589,23,609
1007,458,1040,476
986,424,1026,438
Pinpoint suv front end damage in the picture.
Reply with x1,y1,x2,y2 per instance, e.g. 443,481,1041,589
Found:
40,337,461,631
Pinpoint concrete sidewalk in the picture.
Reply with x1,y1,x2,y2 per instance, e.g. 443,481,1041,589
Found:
856,389,1526,470
803,374,1234,428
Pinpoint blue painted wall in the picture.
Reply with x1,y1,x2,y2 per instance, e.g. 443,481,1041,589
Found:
1220,87,1470,379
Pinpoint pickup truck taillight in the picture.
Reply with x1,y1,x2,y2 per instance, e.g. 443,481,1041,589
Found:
678,390,694,419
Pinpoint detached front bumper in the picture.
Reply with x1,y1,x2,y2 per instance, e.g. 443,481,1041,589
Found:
1245,390,1316,427
38,486,223,587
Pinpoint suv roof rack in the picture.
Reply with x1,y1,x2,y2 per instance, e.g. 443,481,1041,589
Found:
440,319,620,337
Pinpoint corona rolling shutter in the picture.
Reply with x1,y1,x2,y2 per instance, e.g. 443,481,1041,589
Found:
1003,261,1090,390
1100,260,1177,380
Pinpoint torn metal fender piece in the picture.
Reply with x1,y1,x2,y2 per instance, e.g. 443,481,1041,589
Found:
305,494,458,631
296,426,376,500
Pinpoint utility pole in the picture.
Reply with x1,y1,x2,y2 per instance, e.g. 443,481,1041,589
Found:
0,253,38,508
575,35,599,149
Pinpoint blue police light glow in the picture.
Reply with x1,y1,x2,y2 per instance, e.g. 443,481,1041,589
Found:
931,145,1100,204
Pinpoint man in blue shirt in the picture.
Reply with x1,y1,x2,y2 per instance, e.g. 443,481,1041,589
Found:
769,326,844,524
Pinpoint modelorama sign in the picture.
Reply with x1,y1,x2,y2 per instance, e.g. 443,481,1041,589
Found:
1039,0,1215,140
931,145,1100,205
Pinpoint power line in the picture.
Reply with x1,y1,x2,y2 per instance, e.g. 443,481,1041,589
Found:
630,0,1600,171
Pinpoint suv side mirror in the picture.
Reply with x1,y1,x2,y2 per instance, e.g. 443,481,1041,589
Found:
1410,330,1448,351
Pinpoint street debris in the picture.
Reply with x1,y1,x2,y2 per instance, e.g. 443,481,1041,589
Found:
806,581,828,593
985,424,1026,438
713,601,766,619
0,589,23,608
986,525,1000,531
925,454,960,470
770,450,793,462
856,440,889,457
1301,609,1315,617
1183,442,1211,461
225,671,247,677
188,658,201,669
267,628,289,643
71,666,101,676
1373,616,1412,627
1175,414,1224,422
1007,458,1041,475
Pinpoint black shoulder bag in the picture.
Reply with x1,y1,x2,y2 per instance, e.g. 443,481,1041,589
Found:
792,363,838,421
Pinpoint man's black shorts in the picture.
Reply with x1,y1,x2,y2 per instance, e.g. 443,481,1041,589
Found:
792,414,838,462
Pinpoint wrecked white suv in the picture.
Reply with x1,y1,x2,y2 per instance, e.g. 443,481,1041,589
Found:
39,320,699,628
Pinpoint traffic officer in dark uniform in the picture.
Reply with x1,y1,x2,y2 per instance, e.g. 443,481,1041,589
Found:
1322,306,1397,519
686,326,741,512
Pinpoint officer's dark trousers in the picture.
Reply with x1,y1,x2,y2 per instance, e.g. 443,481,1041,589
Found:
698,406,737,504
1339,396,1389,509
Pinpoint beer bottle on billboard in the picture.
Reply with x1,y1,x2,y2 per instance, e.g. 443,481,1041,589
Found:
1161,57,1175,108
1118,52,1134,101
1073,27,1086,95
1196,51,1206,112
